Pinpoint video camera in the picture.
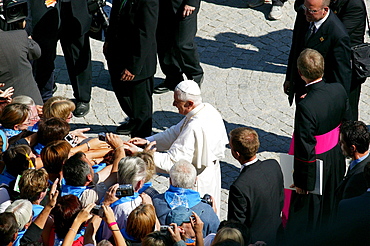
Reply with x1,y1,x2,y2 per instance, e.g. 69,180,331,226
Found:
87,0,109,41
0,0,27,24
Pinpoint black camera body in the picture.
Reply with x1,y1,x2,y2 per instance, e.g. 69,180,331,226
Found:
116,184,134,198
0,0,28,24
159,225,174,236
98,132,106,141
91,205,104,217
201,194,213,207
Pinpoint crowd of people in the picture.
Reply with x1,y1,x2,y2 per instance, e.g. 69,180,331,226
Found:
0,0,369,244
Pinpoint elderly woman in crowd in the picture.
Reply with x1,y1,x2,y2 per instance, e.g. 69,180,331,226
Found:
11,95,41,132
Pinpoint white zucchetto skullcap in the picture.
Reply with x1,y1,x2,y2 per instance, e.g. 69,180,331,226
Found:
176,80,201,95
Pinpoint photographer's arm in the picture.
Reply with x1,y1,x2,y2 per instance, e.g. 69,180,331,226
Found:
190,212,204,246
62,203,94,246
102,205,127,246
103,133,126,187
20,179,59,245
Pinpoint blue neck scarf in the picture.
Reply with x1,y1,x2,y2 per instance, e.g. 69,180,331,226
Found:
138,182,152,194
92,162,107,173
120,228,139,242
0,170,15,185
13,228,26,246
61,185,90,198
27,122,39,132
32,204,44,220
0,129,7,152
0,126,22,139
33,143,45,156
164,185,201,209
110,192,139,208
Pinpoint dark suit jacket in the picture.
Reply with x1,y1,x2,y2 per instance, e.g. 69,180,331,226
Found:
228,159,284,245
335,154,369,202
0,30,43,105
106,0,158,81
286,9,351,104
330,0,366,47
293,81,348,190
334,192,370,245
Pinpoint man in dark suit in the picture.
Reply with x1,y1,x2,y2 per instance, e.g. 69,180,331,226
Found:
28,0,60,102
334,162,370,245
154,0,203,93
286,49,349,239
228,127,284,245
0,27,43,105
104,0,159,137
59,0,93,117
335,120,370,202
330,0,366,120
284,0,351,106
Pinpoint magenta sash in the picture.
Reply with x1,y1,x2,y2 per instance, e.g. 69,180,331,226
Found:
288,124,340,155
282,124,340,227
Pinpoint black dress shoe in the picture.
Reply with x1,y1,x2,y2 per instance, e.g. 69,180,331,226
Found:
116,120,136,135
153,82,171,94
73,102,90,117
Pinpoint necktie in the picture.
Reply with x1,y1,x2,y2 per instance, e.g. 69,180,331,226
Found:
306,23,316,41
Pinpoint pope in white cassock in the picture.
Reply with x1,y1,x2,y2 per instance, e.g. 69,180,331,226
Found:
130,80,228,216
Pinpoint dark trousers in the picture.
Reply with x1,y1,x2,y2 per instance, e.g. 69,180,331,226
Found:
60,2,92,103
349,69,366,121
157,2,203,89
32,9,59,102
108,61,153,137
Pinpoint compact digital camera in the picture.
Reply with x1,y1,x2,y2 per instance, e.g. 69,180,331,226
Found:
159,225,174,236
116,184,134,198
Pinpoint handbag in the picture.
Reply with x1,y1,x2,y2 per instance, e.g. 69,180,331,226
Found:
351,0,370,79
351,43,370,79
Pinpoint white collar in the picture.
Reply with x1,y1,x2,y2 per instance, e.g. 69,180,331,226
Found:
305,78,322,87
240,158,259,172
312,9,330,31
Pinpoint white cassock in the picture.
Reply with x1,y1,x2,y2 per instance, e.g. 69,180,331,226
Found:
147,103,228,216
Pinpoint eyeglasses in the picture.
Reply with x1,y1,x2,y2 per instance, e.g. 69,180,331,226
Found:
302,5,323,13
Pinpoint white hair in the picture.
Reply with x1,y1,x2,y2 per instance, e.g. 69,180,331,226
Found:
5,199,33,230
118,156,147,190
12,96,35,107
174,87,202,106
170,160,197,189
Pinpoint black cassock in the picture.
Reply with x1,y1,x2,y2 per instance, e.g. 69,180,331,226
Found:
286,80,350,239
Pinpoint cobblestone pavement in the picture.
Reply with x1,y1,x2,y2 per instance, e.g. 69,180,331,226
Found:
54,0,370,221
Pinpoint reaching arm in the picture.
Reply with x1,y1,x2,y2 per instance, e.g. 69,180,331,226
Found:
62,203,95,246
